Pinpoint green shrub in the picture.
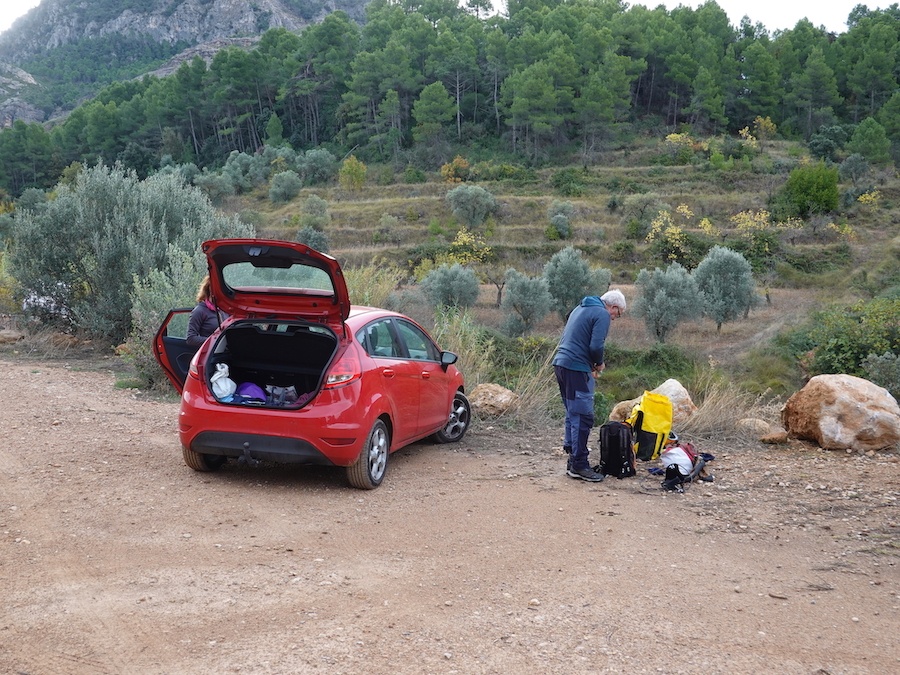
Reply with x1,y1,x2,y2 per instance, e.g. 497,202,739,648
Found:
193,169,236,204
839,154,870,187
446,184,498,228
403,166,427,184
470,161,537,182
299,195,330,230
12,163,253,343
790,297,900,376
550,168,585,196
420,263,480,309
781,243,852,273
624,218,647,240
773,161,839,219
268,170,301,203
862,352,900,399
127,248,207,388
597,342,697,404
296,226,330,253
552,214,572,238
609,240,636,262
427,218,445,236
808,125,849,162
298,148,337,185
374,166,395,185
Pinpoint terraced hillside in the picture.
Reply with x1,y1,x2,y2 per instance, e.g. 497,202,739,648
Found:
244,142,898,302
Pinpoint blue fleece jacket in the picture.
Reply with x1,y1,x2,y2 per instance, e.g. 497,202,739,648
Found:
551,296,611,372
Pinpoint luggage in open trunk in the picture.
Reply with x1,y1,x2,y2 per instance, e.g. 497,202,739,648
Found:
207,320,337,408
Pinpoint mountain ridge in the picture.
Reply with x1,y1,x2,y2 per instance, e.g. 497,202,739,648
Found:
0,0,368,126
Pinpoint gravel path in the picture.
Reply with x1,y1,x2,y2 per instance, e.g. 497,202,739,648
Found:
1,356,898,674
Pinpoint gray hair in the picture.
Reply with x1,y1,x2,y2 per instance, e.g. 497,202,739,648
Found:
601,289,626,311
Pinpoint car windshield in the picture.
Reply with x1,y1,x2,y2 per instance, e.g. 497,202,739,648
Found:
222,261,335,295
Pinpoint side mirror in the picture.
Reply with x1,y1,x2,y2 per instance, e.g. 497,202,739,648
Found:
440,350,458,371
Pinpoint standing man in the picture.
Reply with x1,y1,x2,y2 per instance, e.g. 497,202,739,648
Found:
553,289,626,481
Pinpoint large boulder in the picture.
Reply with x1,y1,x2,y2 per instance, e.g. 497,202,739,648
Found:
469,383,519,418
609,379,697,425
781,374,900,452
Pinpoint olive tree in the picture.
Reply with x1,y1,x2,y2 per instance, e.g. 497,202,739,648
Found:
420,263,480,309
501,268,552,337
446,184,497,228
632,262,701,343
298,148,337,185
296,226,330,253
546,200,574,239
299,195,330,230
691,246,757,332
10,163,253,343
543,246,611,320
269,170,302,203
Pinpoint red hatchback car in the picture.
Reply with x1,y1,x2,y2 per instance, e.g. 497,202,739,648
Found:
154,238,471,489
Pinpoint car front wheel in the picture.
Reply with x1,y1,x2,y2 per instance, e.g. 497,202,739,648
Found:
347,419,389,489
182,446,227,472
434,391,471,444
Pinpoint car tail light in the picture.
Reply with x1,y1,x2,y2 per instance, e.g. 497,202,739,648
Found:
325,350,361,388
188,351,202,380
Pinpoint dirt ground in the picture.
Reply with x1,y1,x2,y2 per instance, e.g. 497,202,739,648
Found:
1,352,898,675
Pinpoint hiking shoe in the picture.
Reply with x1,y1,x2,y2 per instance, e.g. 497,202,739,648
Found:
567,466,604,482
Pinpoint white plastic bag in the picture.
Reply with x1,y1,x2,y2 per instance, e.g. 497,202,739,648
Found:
658,446,693,477
210,362,237,399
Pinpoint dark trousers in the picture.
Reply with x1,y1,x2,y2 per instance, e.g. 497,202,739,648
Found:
554,365,595,470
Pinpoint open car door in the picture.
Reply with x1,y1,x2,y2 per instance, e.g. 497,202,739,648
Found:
153,308,195,394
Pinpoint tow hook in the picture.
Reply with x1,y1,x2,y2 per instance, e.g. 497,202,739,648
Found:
238,442,260,467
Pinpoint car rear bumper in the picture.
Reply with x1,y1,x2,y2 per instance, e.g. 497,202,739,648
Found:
189,431,335,465
179,394,368,466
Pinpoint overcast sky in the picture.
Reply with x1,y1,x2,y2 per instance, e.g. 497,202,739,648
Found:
654,1,863,34
0,0,40,34
0,0,877,37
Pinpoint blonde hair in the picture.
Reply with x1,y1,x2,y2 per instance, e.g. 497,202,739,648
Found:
195,275,211,303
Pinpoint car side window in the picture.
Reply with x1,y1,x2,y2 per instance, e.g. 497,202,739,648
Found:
395,320,440,361
362,320,400,358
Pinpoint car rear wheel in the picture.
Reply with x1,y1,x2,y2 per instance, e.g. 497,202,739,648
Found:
434,391,471,444
347,419,389,489
182,446,227,472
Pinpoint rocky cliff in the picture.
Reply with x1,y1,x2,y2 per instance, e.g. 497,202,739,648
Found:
0,0,369,126
0,0,367,59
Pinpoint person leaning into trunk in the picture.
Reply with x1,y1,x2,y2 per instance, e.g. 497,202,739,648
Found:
186,275,229,347
552,289,626,482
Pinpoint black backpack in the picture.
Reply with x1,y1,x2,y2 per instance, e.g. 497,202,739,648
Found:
596,421,636,479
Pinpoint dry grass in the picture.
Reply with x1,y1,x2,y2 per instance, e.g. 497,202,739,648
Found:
343,264,403,309
678,369,781,441
430,308,496,390
493,349,559,430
